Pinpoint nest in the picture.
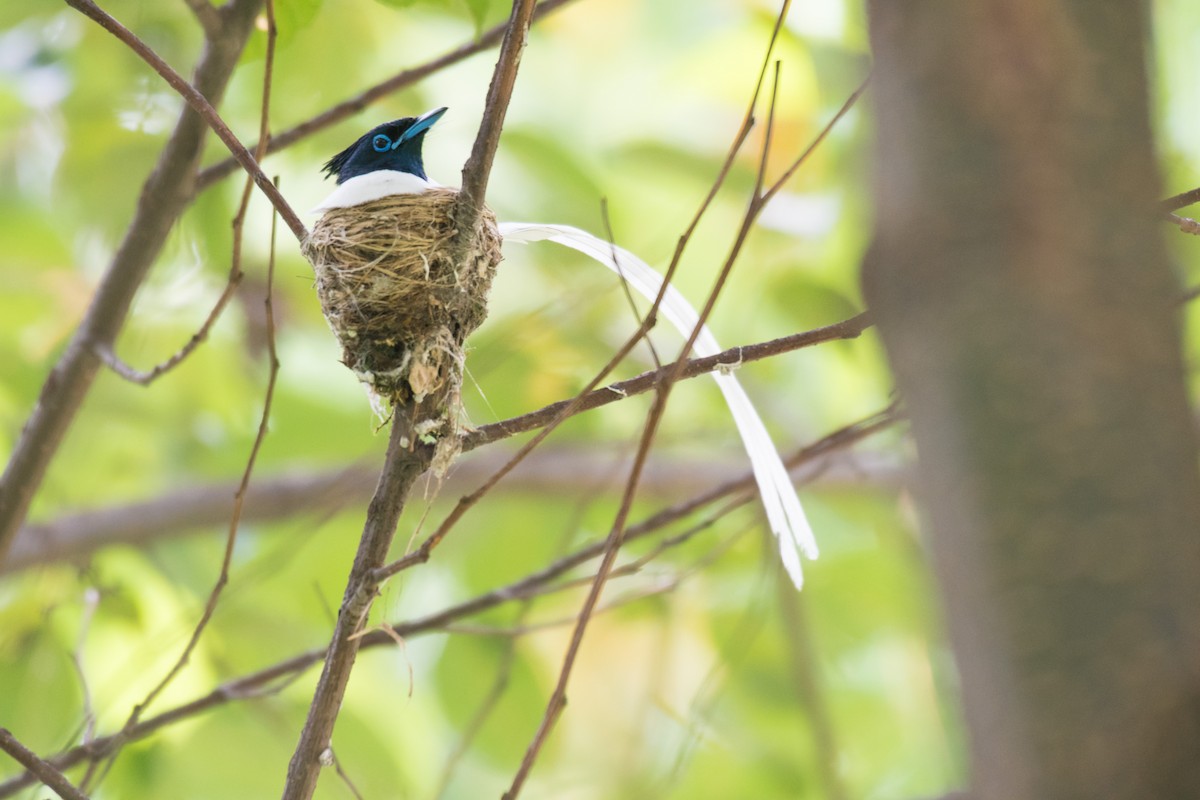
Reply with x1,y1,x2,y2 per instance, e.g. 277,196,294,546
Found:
303,188,502,431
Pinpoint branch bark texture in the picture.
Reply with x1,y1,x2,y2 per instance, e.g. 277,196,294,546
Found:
280,415,433,799
863,3,1200,797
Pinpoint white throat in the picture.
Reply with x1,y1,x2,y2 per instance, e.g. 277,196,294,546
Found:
311,170,440,214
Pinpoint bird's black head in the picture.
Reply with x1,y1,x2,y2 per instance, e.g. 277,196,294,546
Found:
321,107,447,185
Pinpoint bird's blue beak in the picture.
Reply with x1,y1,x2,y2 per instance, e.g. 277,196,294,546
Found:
396,107,447,147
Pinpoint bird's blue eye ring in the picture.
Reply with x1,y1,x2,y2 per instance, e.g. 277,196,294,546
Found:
372,134,392,152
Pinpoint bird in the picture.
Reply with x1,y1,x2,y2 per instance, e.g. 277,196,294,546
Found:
309,108,818,588
312,106,446,213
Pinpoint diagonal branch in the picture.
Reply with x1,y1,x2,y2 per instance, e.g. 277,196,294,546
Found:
279,408,440,800
64,0,305,242
463,313,871,451
84,11,284,786
0,729,89,800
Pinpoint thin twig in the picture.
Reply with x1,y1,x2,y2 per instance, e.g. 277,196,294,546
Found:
502,9,870,790
503,17,795,796
1165,211,1200,235
0,729,89,800
194,0,582,192
70,588,101,747
761,74,870,205
464,313,871,452
1162,186,1200,213
96,277,244,384
329,750,365,800
64,0,305,241
450,0,538,259
602,198,663,369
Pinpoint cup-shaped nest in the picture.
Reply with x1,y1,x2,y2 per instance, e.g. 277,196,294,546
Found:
302,188,502,414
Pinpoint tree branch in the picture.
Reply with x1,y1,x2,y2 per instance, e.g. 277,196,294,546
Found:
63,0,305,242
0,729,89,800
280,404,439,799
464,312,871,451
281,1,543,791
1161,185,1200,213
450,0,538,258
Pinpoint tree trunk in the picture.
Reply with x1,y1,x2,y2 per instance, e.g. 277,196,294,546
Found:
862,3,1200,797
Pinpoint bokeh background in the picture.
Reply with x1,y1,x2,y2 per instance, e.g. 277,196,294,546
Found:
0,0,1196,797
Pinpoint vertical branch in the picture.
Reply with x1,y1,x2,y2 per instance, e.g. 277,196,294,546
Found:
280,411,438,800
450,0,538,256
283,4,540,795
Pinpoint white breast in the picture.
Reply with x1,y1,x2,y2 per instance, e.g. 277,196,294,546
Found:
311,170,440,214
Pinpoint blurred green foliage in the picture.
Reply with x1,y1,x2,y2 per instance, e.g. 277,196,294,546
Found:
0,0,1195,798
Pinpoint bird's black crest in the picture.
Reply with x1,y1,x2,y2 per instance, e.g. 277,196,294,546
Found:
320,130,372,181
319,110,446,184
321,119,413,181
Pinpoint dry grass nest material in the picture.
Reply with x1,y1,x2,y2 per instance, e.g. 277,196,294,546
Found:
303,187,502,418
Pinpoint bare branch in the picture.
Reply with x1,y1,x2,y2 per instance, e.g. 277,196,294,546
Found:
0,729,89,800
280,6,557,792
94,275,243,384
1165,211,1200,235
465,313,871,451
87,15,284,788
280,412,438,800
450,0,538,259
1162,186,1200,213
98,0,282,387
503,16,872,790
761,74,871,204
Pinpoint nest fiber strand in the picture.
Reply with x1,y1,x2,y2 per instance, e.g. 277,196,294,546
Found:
303,188,502,416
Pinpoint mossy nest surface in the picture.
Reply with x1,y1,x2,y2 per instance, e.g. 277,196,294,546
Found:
302,188,502,417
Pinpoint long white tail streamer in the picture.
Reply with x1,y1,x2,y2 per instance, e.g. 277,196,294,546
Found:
498,222,816,588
